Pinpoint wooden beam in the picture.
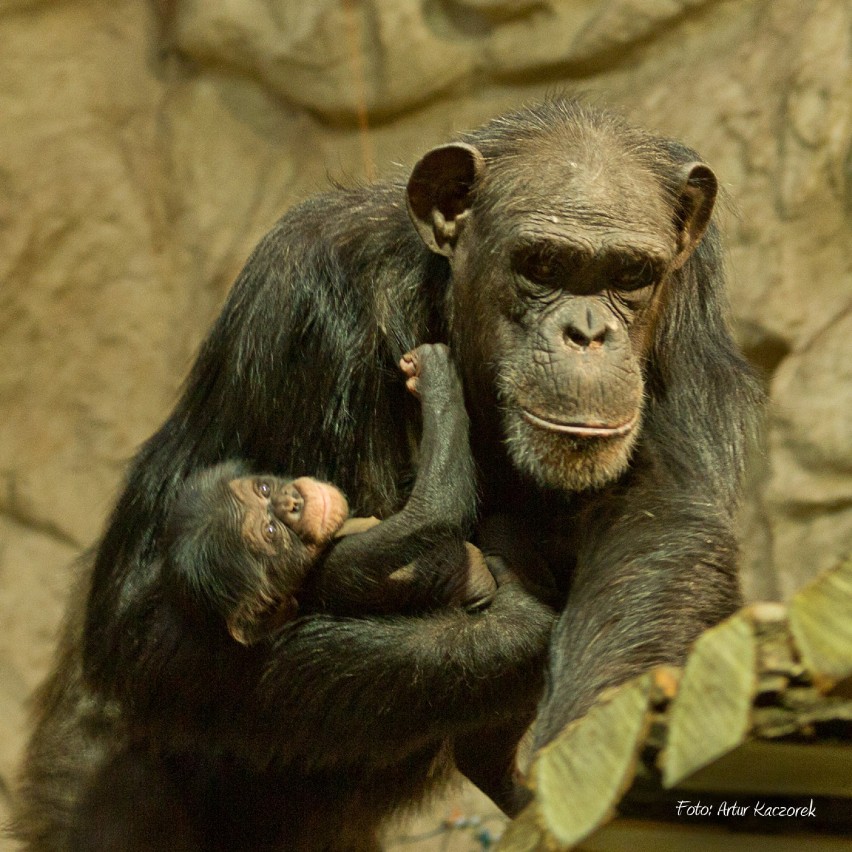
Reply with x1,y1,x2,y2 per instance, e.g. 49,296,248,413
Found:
662,612,756,787
789,560,852,685
501,673,656,850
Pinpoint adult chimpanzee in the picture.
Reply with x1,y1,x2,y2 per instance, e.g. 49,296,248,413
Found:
14,97,761,850
163,345,501,648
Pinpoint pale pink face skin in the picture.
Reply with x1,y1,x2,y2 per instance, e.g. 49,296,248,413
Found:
228,475,349,560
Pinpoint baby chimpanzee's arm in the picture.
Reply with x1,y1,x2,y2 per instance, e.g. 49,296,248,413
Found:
303,344,495,615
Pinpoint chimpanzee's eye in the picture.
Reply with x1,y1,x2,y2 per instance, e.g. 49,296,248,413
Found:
519,250,560,286
257,481,272,498
526,257,555,283
613,260,657,293
262,521,279,541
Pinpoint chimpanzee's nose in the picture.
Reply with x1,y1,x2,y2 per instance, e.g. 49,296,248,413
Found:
272,485,303,520
562,305,612,350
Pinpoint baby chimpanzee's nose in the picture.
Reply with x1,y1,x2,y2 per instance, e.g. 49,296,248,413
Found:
272,484,303,520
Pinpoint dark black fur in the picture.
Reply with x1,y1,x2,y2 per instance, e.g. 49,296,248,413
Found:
13,98,761,851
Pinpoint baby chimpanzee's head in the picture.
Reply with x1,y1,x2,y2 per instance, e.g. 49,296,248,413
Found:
164,460,348,645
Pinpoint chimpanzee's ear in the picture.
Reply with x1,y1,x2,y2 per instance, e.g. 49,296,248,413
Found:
406,142,485,258
671,163,718,270
227,596,298,646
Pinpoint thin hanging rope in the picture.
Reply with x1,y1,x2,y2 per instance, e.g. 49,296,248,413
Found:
342,0,377,182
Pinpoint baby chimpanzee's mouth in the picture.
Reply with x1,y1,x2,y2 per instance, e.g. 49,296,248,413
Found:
290,478,349,546
522,409,638,438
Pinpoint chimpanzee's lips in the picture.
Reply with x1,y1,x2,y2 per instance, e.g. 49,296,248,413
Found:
291,477,350,546
522,409,639,438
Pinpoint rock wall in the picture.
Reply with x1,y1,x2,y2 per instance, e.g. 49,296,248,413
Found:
0,0,849,845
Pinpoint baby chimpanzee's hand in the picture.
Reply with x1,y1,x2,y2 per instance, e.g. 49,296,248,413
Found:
454,543,498,611
399,343,464,408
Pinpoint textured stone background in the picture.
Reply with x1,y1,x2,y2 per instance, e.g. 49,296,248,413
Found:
0,0,849,848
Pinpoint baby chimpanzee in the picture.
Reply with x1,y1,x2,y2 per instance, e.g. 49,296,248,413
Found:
162,344,499,647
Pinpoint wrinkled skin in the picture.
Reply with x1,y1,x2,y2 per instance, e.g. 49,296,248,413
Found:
408,133,717,496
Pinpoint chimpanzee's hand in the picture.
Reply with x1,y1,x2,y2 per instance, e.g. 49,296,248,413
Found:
384,542,496,613
448,543,498,612
477,514,560,606
399,343,464,408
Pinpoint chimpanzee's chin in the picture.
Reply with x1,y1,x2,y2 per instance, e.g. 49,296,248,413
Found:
504,410,639,492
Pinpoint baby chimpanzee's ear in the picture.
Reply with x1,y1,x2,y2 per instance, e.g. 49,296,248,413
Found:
227,595,299,646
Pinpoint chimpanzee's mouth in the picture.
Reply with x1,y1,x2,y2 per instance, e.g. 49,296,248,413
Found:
521,409,639,438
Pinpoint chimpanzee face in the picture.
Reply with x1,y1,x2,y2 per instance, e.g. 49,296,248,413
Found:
229,475,349,562
407,136,716,492
164,464,350,646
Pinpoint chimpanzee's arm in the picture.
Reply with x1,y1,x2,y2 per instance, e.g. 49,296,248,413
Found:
131,573,554,781
303,344,484,613
451,513,558,816
533,487,741,748
252,579,553,770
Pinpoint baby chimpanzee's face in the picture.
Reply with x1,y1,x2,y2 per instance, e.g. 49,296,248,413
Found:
228,475,349,562
164,464,351,646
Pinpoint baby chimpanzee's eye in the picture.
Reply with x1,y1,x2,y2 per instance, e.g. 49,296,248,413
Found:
257,480,272,498
263,521,279,541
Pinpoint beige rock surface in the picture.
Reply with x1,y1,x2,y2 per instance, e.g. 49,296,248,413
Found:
1,0,849,848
